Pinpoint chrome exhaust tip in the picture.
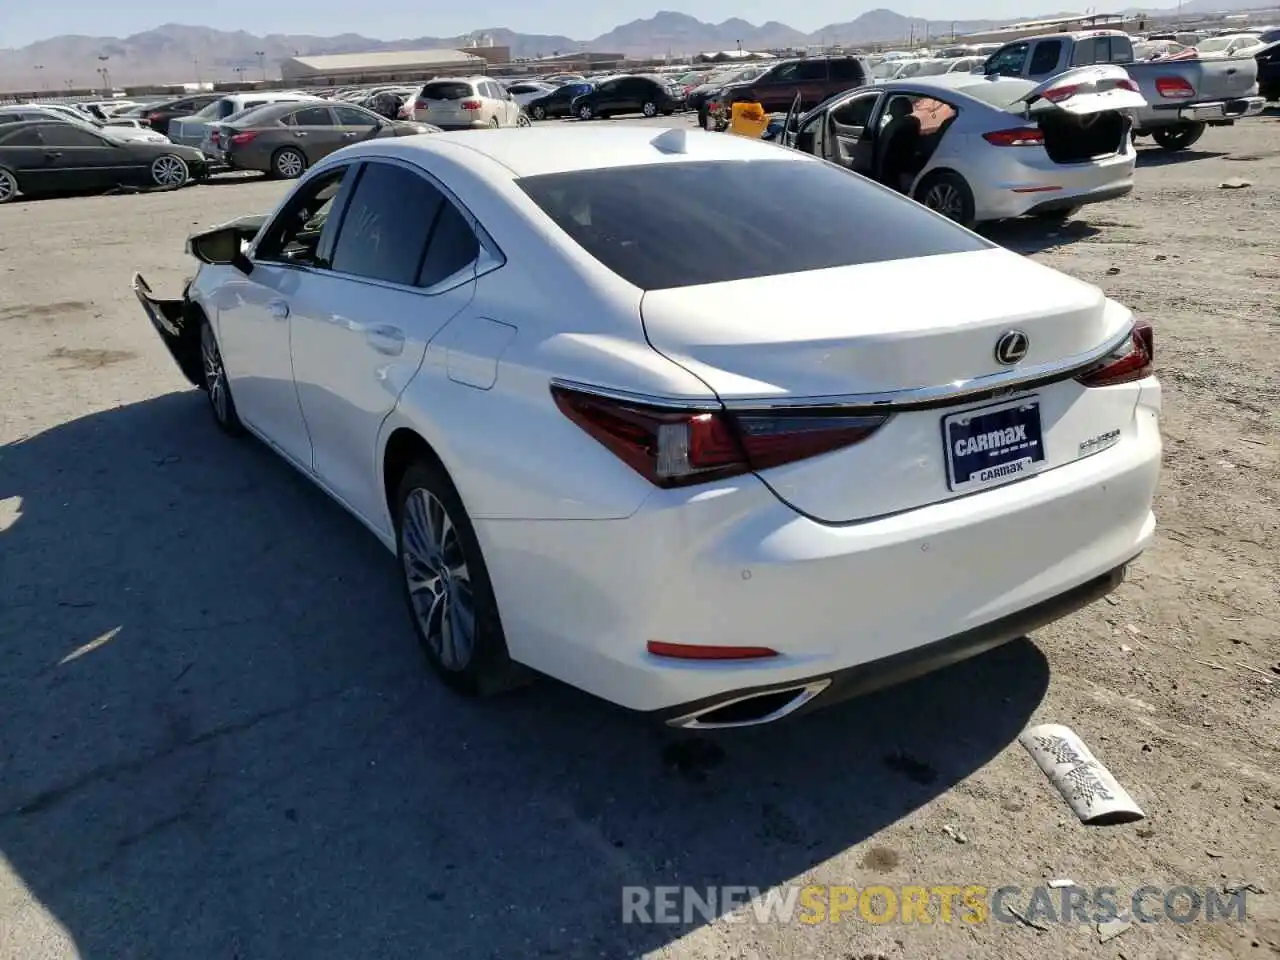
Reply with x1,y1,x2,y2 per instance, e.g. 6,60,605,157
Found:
666,679,832,730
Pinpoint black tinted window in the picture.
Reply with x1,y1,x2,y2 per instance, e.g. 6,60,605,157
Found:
332,162,443,285
795,60,828,81
422,81,473,100
418,202,480,287
290,106,333,126
0,126,41,145
1028,40,1062,74
334,106,378,126
828,58,867,82
38,125,106,147
518,159,988,291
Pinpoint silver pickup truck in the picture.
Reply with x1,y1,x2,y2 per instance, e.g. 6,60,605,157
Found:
983,30,1265,150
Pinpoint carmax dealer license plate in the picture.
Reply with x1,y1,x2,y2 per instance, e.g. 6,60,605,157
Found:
943,396,1045,492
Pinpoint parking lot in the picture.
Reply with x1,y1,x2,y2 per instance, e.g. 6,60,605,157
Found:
1,114,1277,959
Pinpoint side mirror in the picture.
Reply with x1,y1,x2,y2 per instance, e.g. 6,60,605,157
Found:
190,227,254,275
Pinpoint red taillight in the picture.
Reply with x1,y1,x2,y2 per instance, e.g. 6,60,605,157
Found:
1155,76,1195,99
1042,83,1080,102
983,127,1044,147
210,129,220,146
147,111,163,123
647,640,779,660
461,99,482,110
1115,77,1140,92
228,131,257,146
550,384,888,488
1076,322,1154,387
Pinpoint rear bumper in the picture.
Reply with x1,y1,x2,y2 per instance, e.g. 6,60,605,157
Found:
1173,97,1266,123
477,388,1162,714
1025,182,1132,215
431,120,492,130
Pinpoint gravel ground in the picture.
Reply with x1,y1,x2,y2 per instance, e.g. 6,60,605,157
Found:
1,116,1277,960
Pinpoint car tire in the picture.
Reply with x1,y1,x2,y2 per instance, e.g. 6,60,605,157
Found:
915,171,977,229
0,166,18,204
1151,122,1206,151
150,154,189,190
199,315,243,435
395,459,520,697
516,112,531,127
271,147,307,179
488,116,500,128
642,101,658,117
532,104,547,120
578,104,593,120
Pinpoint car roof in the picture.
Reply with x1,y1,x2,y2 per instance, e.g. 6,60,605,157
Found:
331,125,806,179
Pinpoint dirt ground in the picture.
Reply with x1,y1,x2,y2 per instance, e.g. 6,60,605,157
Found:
1,116,1277,960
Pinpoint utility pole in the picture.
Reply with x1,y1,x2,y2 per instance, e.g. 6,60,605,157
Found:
97,54,111,94
255,50,266,80
193,56,201,85
33,64,44,93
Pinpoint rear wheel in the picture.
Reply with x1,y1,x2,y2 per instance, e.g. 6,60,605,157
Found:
578,104,593,120
532,104,547,120
272,147,307,179
395,460,518,696
488,116,500,128
0,167,18,204
915,171,977,228
516,112,531,127
642,100,658,117
1151,122,1206,151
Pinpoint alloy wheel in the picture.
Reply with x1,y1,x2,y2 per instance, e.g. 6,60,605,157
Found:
0,170,16,204
516,113,531,127
924,183,964,221
151,155,188,188
532,105,546,120
275,150,305,178
642,101,657,117
401,488,476,671
200,323,229,424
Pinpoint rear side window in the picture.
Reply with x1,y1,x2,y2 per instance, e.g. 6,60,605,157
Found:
0,126,41,145
795,60,828,81
828,58,867,82
1028,40,1062,75
217,99,237,118
290,106,334,126
421,81,473,100
418,202,480,287
518,159,989,291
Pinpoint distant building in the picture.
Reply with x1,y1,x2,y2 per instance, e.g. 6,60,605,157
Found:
695,50,778,63
280,48,495,85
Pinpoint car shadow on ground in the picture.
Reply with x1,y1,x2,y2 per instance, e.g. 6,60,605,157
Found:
1134,146,1227,167
0,391,1049,959
984,218,1101,255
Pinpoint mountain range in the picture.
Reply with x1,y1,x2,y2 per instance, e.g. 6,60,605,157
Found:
0,3,1271,88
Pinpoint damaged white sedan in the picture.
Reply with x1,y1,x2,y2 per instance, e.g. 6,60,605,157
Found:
134,127,1160,728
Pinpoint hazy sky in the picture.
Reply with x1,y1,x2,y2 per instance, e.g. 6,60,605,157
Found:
7,0,1132,46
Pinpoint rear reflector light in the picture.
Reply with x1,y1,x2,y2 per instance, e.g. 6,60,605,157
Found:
647,640,779,660
983,127,1044,146
550,384,889,488
1076,321,1154,387
228,131,257,146
461,99,482,110
1155,76,1195,98
414,99,427,110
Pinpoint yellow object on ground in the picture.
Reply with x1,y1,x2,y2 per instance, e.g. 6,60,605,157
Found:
729,102,769,138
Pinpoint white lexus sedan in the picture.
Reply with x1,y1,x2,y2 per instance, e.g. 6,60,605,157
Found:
134,126,1161,729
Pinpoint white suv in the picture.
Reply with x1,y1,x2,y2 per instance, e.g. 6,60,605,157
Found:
410,77,529,129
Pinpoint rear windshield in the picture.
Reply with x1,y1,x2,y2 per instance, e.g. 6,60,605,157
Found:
955,79,1037,107
421,81,474,100
517,159,989,291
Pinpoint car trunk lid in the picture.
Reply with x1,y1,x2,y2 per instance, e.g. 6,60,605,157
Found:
416,81,478,123
1014,64,1148,115
641,247,1134,522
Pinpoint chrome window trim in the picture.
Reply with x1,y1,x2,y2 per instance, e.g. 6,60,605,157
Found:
550,321,1133,413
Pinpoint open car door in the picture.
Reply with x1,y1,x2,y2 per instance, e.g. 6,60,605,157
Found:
1014,65,1148,116
780,91,802,148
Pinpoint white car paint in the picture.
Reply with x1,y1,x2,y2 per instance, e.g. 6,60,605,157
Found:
174,126,1159,724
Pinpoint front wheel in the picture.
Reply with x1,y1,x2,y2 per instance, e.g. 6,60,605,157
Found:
516,112,531,127
150,154,189,190
642,100,658,117
915,171,977,229
200,318,242,435
1151,122,1206,151
395,461,518,696
578,104,593,120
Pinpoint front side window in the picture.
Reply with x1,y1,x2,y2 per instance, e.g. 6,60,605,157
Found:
1028,40,1063,75
255,167,353,267
830,93,880,128
986,43,1029,76
517,159,989,291
330,162,445,286
334,106,378,127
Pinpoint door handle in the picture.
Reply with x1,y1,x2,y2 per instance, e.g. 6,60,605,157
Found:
268,300,289,320
44,151,63,158
365,324,404,355
294,132,307,138
342,131,359,138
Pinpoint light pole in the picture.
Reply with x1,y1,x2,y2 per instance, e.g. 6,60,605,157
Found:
234,65,246,84
33,64,44,93
255,50,266,81
97,54,111,93
193,56,201,85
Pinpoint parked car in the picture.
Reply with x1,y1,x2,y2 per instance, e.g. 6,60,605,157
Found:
708,55,873,129
525,82,593,120
169,92,323,152
1192,33,1265,58
504,81,558,109
1254,29,1280,100
0,105,171,143
409,77,530,129
685,66,766,127
784,67,1146,227
131,125,1158,728
570,75,682,119
211,101,437,178
982,30,1266,150
118,93,221,135
0,120,204,203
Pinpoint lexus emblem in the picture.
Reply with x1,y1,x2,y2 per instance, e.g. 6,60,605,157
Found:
994,330,1029,365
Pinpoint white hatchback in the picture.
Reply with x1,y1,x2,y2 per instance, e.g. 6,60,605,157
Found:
134,126,1160,728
